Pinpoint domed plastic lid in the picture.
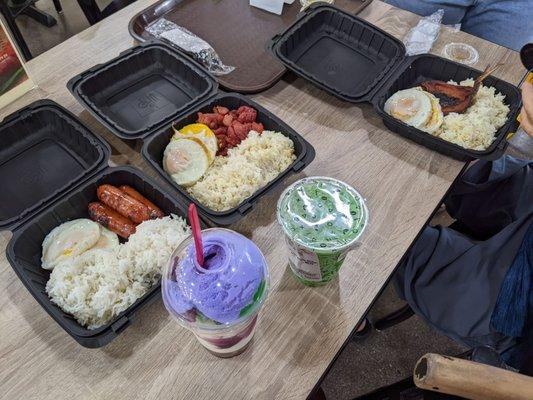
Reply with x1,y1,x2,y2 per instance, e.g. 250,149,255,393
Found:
277,177,368,251
162,228,269,329
442,43,479,65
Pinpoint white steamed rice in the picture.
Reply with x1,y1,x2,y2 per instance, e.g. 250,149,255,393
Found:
46,215,190,329
187,130,296,211
436,79,510,150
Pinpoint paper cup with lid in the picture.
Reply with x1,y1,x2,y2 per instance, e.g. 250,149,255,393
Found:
162,228,269,357
276,177,368,286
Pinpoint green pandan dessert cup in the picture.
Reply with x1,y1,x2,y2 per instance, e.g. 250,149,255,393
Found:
277,177,368,286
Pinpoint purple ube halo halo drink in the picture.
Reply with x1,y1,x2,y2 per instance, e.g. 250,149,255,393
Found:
162,228,269,357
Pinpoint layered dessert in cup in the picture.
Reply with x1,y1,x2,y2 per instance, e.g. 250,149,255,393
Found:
277,177,368,286
162,228,269,357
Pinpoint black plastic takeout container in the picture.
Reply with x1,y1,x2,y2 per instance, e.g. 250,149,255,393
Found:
68,42,315,226
67,42,216,139
374,54,522,161
270,4,522,161
2,100,192,348
143,93,315,225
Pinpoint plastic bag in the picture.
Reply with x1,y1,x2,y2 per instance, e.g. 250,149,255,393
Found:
146,19,235,76
403,9,444,56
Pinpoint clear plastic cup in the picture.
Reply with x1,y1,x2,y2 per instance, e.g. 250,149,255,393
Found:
162,228,269,357
443,43,479,65
277,177,368,286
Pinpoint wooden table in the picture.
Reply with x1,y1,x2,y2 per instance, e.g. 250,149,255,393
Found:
0,1,525,399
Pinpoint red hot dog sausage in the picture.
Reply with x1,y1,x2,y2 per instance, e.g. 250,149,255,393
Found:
97,184,151,224
118,185,164,219
88,202,136,239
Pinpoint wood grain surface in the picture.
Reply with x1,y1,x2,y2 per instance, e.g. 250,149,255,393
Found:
0,1,525,400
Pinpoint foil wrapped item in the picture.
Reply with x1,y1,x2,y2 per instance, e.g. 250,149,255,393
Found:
146,19,235,76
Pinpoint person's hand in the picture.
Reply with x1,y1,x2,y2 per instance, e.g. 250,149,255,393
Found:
520,80,533,137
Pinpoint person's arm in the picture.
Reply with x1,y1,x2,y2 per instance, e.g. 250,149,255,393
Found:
520,81,533,137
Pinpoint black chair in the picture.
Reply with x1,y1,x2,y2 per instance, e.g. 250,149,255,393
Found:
9,0,61,27
0,0,63,60
0,0,137,61
77,0,137,25
372,304,414,331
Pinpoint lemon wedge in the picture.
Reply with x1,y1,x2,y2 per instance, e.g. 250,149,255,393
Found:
163,138,209,187
173,123,218,162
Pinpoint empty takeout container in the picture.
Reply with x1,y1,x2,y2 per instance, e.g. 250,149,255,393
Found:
67,43,215,139
68,42,315,226
270,4,522,161
2,100,192,347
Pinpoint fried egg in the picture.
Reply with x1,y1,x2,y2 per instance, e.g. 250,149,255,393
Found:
173,123,218,163
384,88,433,129
420,92,444,134
41,219,100,270
92,227,119,251
163,138,209,187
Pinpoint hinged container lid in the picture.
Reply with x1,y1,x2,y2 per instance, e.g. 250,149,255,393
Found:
67,42,219,140
0,99,110,231
269,3,406,103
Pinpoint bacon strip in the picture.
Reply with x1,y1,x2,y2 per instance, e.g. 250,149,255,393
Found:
420,65,500,115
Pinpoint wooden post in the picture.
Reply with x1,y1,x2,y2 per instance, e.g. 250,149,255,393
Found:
413,353,533,400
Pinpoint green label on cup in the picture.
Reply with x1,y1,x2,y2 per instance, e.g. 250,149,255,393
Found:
286,238,351,286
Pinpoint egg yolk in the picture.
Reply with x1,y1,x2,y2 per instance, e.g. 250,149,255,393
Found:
61,248,73,257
